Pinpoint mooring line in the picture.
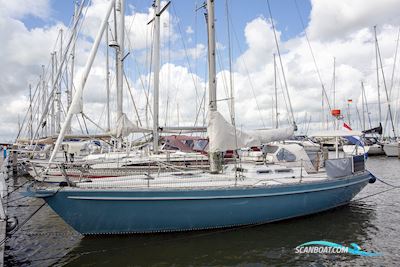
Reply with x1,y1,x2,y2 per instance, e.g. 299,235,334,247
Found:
0,201,47,246
376,177,400,188
3,180,32,198
354,177,400,201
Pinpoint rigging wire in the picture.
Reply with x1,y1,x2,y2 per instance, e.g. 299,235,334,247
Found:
266,0,296,126
293,0,331,112
227,12,266,127
225,0,235,125
375,27,397,138
382,26,400,136
171,3,203,127
276,61,291,125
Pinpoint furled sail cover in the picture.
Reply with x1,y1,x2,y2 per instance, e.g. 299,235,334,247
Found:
69,87,83,114
113,113,151,137
207,110,294,152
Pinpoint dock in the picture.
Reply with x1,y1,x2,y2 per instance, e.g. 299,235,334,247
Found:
0,155,9,267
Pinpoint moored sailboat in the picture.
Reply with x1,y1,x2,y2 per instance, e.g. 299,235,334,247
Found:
29,0,376,235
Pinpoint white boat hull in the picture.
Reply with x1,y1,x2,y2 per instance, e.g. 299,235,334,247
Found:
383,142,399,157
342,145,369,156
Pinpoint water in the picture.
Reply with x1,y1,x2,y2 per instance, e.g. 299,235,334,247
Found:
4,156,400,266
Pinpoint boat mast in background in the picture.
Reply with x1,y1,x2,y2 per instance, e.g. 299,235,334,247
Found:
374,26,382,131
361,82,366,131
67,1,79,134
41,65,47,137
116,0,125,128
56,29,63,134
105,22,111,132
153,0,161,154
29,84,33,140
274,53,278,129
375,26,396,138
50,52,55,136
48,0,116,164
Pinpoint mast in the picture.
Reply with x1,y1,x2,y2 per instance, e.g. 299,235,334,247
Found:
207,0,217,113
67,1,78,134
206,0,221,173
29,84,33,140
347,100,351,127
274,53,278,128
116,0,125,124
106,22,111,132
333,57,336,109
152,0,161,153
41,65,47,137
225,0,234,125
361,81,366,131
374,26,382,126
362,81,373,129
50,52,55,136
49,0,116,164
375,27,397,138
56,29,63,134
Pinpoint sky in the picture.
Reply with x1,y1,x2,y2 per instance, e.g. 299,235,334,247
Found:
1,0,400,142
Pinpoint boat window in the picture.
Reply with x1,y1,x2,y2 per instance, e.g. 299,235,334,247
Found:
183,140,194,148
276,148,296,162
193,140,208,151
233,167,246,172
257,169,271,174
275,168,293,173
352,155,365,172
263,145,279,154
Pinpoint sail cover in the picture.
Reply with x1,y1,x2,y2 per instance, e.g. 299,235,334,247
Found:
207,110,294,152
113,113,151,137
69,86,83,114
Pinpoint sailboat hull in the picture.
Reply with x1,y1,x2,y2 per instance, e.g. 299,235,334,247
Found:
383,142,399,157
35,172,373,235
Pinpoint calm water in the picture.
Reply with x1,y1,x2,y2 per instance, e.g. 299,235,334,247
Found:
4,156,400,266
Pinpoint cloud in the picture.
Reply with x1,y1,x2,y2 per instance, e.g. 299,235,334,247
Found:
3,0,400,141
308,0,400,41
186,26,194,34
80,0,176,51
0,0,50,19
235,17,279,72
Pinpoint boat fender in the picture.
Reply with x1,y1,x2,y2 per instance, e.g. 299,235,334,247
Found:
369,177,376,184
6,216,18,232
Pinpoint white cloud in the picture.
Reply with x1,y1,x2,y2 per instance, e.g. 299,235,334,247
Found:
80,0,176,51
308,0,400,40
235,17,279,72
186,26,194,34
0,0,50,19
2,0,400,141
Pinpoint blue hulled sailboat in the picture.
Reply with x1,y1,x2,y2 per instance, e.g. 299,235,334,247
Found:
30,0,375,235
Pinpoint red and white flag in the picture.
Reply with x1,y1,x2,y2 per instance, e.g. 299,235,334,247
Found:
343,122,352,131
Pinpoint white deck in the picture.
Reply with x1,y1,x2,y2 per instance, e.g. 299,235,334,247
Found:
74,163,329,190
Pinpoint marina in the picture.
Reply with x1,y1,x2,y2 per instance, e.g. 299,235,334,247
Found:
1,0,400,266
3,156,400,266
